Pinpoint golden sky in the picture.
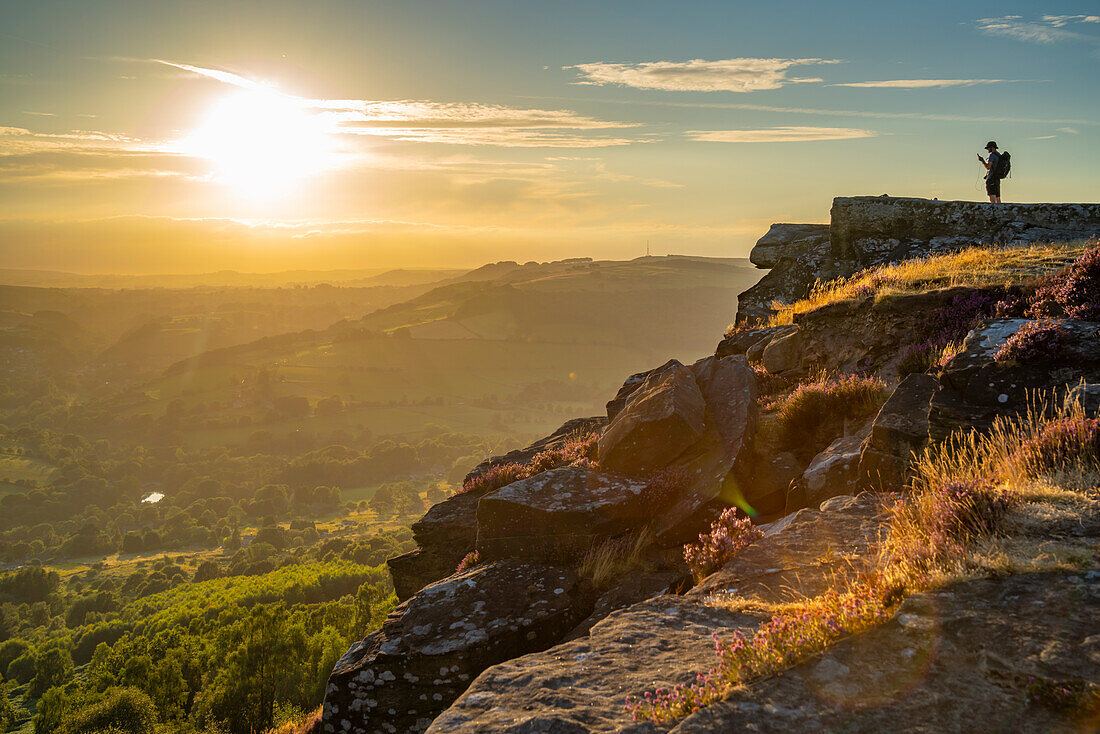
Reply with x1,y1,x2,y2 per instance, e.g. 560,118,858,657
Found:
1,1,1098,273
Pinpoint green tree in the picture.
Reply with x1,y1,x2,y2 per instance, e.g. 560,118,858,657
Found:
33,685,70,734
62,686,157,734
31,646,73,697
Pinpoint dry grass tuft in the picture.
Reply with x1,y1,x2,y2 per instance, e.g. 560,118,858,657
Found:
578,527,653,589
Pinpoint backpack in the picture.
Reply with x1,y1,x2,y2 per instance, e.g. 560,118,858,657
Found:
996,151,1011,179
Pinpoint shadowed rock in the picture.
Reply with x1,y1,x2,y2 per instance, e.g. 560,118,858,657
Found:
322,561,593,734
390,417,606,600
858,373,938,490
749,223,831,269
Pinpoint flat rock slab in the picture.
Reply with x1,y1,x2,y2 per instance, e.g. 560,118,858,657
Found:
428,596,763,734
476,467,649,560
322,561,591,734
671,571,1100,734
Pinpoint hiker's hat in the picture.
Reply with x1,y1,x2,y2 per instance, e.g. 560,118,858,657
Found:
985,141,998,150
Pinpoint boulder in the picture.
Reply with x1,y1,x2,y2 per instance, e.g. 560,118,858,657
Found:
475,467,649,561
671,571,1100,734
716,325,786,359
929,318,1100,441
322,561,592,734
749,223,831,269
743,450,801,517
653,356,758,544
598,365,706,474
796,434,866,510
858,373,938,490
604,359,682,422
762,328,804,375
562,570,682,642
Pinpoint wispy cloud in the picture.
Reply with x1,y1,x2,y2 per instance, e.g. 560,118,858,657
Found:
152,59,271,91
565,58,841,92
685,126,877,143
832,79,1012,88
1058,126,1079,134
153,60,647,148
976,15,1100,44
22,111,57,117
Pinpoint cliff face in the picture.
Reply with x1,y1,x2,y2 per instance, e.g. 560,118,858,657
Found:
320,197,1100,734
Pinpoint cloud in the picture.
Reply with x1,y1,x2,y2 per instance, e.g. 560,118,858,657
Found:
564,58,841,92
1058,126,1079,134
976,15,1099,43
685,126,877,143
832,79,1011,88
1029,135,1057,140
153,60,647,148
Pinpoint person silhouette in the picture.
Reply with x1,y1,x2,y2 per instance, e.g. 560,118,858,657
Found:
977,141,1003,203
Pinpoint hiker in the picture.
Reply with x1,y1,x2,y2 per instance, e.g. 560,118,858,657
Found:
978,141,1005,203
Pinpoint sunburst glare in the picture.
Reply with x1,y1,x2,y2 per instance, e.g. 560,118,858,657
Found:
180,88,338,198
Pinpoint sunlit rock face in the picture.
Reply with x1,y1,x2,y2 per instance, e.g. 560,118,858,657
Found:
322,560,592,734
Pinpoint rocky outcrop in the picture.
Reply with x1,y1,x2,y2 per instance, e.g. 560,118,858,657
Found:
389,417,605,600
831,196,1100,263
748,223,830,268
322,561,593,734
429,493,890,733
737,197,1100,325
763,285,1013,379
930,318,1100,441
671,571,1100,734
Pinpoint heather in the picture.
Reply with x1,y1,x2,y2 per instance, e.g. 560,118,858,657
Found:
1026,239,1100,319
773,374,888,460
994,319,1071,363
682,508,763,582
460,432,600,494
455,550,481,573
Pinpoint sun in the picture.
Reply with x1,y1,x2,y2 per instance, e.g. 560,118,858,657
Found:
181,88,336,198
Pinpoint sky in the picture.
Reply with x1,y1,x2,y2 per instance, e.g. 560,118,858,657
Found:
1,0,1098,273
